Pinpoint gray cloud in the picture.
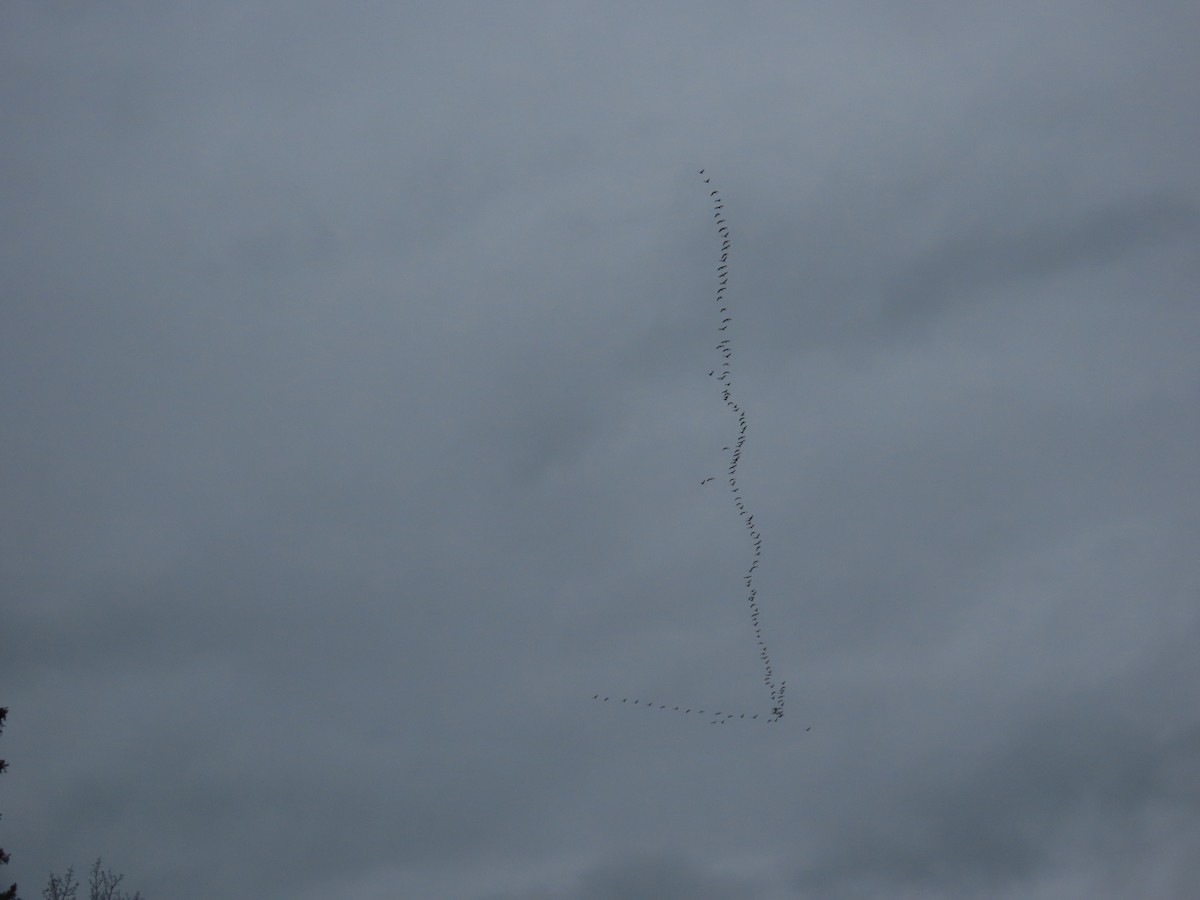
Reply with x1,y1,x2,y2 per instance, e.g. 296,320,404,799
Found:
2,3,1197,899
487,851,767,900
883,194,1200,328
794,630,1200,897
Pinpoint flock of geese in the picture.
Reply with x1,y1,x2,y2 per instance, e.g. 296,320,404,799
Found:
594,170,786,726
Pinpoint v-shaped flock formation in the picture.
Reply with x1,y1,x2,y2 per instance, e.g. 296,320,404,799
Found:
593,170,786,725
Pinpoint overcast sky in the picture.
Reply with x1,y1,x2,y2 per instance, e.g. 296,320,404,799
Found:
3,3,1198,899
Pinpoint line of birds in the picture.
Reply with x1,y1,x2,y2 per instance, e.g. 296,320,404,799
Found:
592,694,774,726
698,169,784,719
594,170,786,726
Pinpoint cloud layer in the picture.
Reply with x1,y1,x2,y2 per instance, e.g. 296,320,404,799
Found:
2,3,1198,898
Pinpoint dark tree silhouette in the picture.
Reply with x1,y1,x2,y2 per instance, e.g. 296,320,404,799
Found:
1,706,17,900
42,859,142,900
